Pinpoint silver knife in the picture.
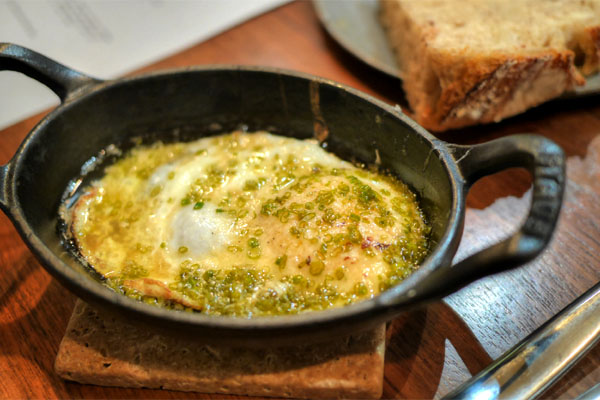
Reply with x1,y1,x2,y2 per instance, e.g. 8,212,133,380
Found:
444,281,600,400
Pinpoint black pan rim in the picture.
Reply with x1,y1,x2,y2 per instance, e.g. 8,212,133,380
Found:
4,65,465,334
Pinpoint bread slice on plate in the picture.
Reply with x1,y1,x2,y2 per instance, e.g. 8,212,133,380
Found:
379,0,600,131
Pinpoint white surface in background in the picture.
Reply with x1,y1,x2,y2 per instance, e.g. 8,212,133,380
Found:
0,0,290,130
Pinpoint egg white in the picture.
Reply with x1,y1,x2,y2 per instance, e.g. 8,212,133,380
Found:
69,131,430,315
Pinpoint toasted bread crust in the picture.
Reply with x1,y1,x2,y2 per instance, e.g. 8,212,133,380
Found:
426,51,583,131
580,26,600,75
380,0,600,132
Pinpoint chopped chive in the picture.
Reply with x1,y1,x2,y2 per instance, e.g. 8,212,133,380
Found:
150,186,162,197
309,260,325,276
247,248,261,259
354,282,368,296
275,255,288,269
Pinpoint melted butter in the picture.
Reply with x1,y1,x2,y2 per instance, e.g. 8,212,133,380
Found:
69,131,431,316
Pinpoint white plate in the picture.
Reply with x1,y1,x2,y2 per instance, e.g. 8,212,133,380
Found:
313,0,400,78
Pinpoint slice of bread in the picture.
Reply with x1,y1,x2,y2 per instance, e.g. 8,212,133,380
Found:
380,0,600,131
54,300,385,399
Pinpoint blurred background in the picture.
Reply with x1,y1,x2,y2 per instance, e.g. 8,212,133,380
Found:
0,0,290,129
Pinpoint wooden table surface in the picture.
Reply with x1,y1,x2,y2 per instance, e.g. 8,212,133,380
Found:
1,1,599,398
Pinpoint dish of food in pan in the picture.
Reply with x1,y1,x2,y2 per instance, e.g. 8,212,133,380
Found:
60,131,431,317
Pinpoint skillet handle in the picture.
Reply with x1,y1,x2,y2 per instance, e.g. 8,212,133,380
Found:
394,135,565,304
0,43,102,102
0,43,102,211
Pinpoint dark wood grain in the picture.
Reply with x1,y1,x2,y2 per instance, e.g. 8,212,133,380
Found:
1,1,599,399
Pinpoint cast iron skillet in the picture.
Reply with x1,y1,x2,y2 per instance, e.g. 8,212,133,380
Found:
0,43,565,345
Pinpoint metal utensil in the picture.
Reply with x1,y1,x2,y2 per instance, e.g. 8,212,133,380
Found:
444,281,600,399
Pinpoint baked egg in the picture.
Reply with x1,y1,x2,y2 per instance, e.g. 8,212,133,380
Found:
63,131,430,316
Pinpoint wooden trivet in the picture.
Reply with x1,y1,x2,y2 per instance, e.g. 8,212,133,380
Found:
55,300,385,399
